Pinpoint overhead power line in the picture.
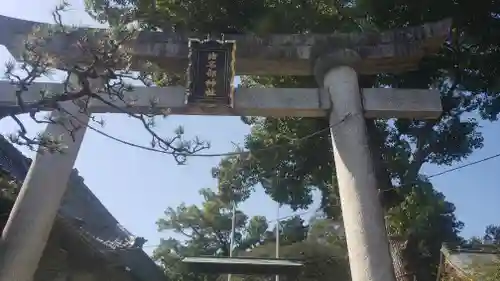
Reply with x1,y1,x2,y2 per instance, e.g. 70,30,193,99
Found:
59,109,500,252
100,151,500,252
376,152,500,194
107,148,500,251
64,108,354,158
65,108,500,173
106,208,318,251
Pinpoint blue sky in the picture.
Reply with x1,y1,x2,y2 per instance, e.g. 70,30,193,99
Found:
1,0,499,253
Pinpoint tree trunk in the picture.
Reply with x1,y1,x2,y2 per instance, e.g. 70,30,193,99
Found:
359,76,415,281
365,119,415,281
388,235,415,281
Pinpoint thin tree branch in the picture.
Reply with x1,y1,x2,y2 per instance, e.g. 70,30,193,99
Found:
3,3,209,164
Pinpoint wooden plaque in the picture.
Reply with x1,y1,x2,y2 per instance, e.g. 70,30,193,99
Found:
185,38,236,107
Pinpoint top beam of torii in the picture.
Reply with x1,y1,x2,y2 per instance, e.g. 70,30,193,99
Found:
0,13,451,281
0,15,451,75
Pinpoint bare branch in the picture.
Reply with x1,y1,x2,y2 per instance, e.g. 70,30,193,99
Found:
3,3,210,164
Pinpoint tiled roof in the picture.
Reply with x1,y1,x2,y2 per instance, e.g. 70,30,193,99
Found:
0,136,166,281
441,244,500,277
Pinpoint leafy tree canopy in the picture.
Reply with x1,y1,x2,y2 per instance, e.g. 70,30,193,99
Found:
153,187,350,281
153,188,319,280
84,0,499,279
467,224,500,247
237,241,350,281
385,180,463,280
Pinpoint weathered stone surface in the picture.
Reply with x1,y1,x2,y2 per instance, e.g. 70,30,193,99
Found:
34,221,138,281
0,15,451,75
0,81,442,119
0,136,165,281
361,87,443,119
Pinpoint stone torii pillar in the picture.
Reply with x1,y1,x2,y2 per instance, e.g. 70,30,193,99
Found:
315,50,396,281
0,15,450,281
0,76,96,281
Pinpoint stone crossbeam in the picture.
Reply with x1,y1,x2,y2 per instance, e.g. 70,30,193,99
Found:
0,15,451,76
0,12,451,281
0,81,442,119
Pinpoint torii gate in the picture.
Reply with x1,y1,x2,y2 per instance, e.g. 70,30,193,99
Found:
0,15,449,281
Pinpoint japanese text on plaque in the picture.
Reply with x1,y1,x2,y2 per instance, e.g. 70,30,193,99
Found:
204,52,218,97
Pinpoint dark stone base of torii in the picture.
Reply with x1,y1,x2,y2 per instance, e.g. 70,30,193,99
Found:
0,15,450,281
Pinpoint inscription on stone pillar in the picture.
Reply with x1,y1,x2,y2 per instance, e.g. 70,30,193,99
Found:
185,38,236,107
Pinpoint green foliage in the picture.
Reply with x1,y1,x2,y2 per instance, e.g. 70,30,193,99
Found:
85,0,500,279
153,187,349,281
211,150,257,205
87,0,359,34
155,188,269,256
274,216,308,246
0,172,20,231
386,180,463,280
153,188,270,280
484,225,500,245
386,181,463,240
467,225,500,247
2,2,210,163
238,241,350,281
307,217,346,248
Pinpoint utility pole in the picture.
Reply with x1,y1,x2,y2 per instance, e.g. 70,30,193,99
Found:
275,204,280,281
0,15,447,281
227,200,236,281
